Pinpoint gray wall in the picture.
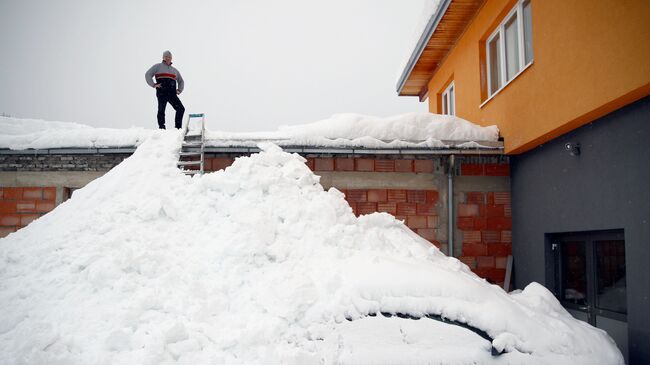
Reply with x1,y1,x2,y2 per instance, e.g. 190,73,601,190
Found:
511,96,650,363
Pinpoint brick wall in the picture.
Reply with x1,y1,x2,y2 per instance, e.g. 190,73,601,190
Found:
0,154,129,171
458,191,512,286
0,187,57,238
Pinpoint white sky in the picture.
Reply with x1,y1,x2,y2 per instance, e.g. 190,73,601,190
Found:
0,0,428,131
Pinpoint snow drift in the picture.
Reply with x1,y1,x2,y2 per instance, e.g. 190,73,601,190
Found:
0,131,621,364
0,112,499,150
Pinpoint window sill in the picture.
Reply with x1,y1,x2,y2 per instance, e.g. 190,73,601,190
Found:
480,60,534,109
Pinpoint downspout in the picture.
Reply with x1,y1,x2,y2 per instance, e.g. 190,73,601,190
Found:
448,155,455,257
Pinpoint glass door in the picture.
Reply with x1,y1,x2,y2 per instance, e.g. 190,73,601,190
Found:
550,230,628,362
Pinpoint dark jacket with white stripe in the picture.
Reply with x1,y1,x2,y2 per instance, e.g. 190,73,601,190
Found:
145,62,184,94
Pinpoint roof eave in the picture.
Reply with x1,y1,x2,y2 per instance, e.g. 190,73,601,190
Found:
396,0,452,96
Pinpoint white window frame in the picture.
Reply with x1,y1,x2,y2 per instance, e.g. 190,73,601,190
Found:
441,82,455,116
485,0,533,100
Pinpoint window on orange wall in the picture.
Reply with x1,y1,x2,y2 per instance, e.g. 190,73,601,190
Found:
441,82,455,116
486,0,533,98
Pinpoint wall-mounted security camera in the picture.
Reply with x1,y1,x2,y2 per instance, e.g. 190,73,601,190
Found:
564,142,580,156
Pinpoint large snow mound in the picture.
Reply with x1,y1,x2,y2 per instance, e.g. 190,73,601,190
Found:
0,132,621,364
0,112,498,150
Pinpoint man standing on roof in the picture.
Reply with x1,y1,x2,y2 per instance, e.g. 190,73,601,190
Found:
145,50,185,129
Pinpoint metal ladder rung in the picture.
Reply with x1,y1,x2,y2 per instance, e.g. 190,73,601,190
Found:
178,160,201,166
178,112,206,175
179,151,202,157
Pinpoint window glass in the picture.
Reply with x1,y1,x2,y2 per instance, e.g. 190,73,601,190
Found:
596,240,627,314
449,85,455,115
523,0,533,64
504,13,520,81
488,35,501,95
561,241,587,306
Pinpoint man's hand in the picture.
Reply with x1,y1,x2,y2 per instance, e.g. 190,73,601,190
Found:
154,84,161,88
177,90,181,95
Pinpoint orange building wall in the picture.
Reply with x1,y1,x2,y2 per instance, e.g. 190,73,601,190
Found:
427,0,650,154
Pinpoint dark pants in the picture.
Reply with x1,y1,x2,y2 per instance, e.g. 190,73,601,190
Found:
156,92,185,129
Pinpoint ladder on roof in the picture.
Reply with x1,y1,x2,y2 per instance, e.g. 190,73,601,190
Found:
178,113,205,175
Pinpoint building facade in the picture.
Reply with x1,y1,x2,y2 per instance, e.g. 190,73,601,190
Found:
397,0,650,362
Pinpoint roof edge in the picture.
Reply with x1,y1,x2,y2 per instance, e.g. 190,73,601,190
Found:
396,0,452,95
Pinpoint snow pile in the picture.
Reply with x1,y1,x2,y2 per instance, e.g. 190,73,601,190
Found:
0,116,153,150
205,112,499,148
0,112,499,150
0,132,621,364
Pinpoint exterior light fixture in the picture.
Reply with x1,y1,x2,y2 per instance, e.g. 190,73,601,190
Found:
564,142,580,156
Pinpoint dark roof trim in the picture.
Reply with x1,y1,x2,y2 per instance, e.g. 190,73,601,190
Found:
396,0,452,94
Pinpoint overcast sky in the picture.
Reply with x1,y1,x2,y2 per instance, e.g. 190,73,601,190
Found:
0,0,427,131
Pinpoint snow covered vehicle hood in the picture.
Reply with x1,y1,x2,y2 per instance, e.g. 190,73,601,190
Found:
0,131,622,364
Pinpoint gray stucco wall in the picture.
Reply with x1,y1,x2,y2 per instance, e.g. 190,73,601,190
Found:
510,96,650,363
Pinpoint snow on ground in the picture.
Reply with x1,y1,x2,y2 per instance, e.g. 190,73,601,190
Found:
0,132,621,364
0,113,499,150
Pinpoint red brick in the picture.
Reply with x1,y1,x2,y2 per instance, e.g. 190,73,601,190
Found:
406,216,428,229
477,256,496,268
485,204,505,217
211,157,234,171
355,158,374,172
314,158,334,171
427,216,439,228
488,192,511,205
374,160,395,172
458,203,479,217
485,163,510,176
407,190,427,203
348,202,358,216
2,187,23,200
0,227,16,238
488,243,512,256
357,202,377,215
457,217,474,230
0,214,21,226
42,187,57,201
463,242,487,256
417,228,437,241
426,190,439,203
305,158,315,170
20,214,40,226
416,203,437,216
367,189,387,202
463,231,481,243
387,189,407,202
460,256,477,269
22,188,43,200
482,231,501,243
496,256,508,269
504,204,512,217
473,218,488,230
16,200,36,213
0,201,17,214
465,192,485,204
414,160,434,173
35,202,55,213
334,158,354,171
501,230,512,243
396,202,417,216
487,217,512,230
0,189,2,199
473,268,506,283
394,159,414,172
377,202,397,215
461,164,484,176
345,189,367,202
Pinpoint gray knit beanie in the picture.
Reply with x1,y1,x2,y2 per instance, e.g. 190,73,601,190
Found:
162,50,172,58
